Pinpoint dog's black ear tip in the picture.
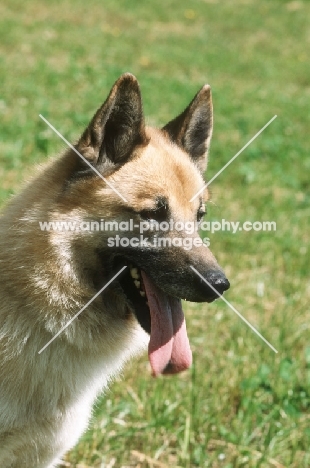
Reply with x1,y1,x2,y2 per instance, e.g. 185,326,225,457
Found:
121,72,137,80
116,72,139,86
199,84,212,99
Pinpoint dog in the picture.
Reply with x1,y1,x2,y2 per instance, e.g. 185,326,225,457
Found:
0,73,229,467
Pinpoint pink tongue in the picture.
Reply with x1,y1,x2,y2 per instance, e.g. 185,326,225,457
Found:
141,271,192,377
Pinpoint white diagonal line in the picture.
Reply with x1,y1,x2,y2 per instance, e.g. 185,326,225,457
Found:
38,266,127,354
39,114,128,203
190,115,277,202
190,265,278,353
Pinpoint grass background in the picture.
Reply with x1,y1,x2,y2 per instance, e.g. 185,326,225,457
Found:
1,0,309,466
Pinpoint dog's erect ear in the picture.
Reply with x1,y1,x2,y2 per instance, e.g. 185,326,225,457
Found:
76,73,146,171
163,85,213,173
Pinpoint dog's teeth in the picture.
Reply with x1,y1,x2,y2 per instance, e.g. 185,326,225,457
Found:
140,291,146,297
134,280,140,289
130,268,140,279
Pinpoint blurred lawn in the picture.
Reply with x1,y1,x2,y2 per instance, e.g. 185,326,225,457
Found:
1,0,309,466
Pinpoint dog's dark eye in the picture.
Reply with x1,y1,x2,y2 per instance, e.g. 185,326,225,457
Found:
140,197,169,223
197,207,206,223
140,204,168,223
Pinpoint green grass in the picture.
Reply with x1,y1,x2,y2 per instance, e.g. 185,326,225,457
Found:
1,0,309,466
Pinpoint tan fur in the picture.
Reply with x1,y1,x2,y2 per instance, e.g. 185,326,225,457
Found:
0,74,228,467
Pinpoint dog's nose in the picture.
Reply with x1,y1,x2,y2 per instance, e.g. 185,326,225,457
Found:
207,271,230,295
196,269,230,302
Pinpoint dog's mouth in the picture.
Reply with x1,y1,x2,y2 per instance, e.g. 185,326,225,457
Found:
118,263,151,334
116,261,192,377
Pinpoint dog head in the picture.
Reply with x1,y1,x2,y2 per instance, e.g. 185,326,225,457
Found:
58,74,230,375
